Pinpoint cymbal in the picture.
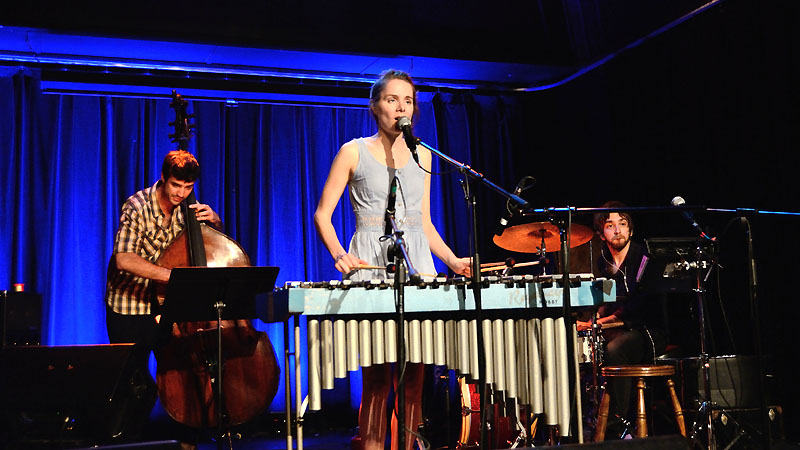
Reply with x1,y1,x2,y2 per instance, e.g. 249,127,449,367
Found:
492,221,593,253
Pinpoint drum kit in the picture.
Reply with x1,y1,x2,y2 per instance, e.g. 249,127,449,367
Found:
418,221,618,448
434,220,736,448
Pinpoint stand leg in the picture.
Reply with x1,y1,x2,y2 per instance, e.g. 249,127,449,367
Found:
284,318,293,450
295,318,304,450
692,263,718,450
215,301,226,450
690,401,717,450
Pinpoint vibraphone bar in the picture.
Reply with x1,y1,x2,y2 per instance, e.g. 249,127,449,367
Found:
280,274,614,316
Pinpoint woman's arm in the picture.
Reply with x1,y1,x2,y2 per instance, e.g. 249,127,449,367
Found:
313,141,368,274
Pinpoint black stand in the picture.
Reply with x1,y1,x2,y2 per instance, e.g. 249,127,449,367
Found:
647,237,734,450
741,215,770,450
640,236,720,449
684,243,719,450
161,266,279,450
381,213,421,450
417,139,529,449
548,209,581,443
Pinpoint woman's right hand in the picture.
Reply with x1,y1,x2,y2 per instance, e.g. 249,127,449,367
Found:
333,252,369,274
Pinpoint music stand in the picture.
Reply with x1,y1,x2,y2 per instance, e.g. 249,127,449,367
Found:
639,237,715,295
161,266,279,450
641,237,720,449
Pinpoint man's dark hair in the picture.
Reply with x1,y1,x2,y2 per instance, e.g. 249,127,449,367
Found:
593,200,634,234
161,150,200,182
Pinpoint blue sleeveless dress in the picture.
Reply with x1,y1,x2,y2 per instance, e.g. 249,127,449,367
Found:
345,138,436,281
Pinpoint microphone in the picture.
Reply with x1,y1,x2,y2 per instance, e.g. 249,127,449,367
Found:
671,196,715,241
384,176,399,236
495,181,526,236
396,116,419,165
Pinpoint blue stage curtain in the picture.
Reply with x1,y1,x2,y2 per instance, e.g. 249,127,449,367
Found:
0,69,518,412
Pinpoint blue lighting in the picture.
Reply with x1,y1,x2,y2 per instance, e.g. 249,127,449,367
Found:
0,26,567,91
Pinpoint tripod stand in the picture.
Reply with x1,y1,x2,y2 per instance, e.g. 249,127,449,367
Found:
644,237,724,449
683,242,757,450
686,245,718,450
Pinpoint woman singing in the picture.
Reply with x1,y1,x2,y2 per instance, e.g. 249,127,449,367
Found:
314,69,470,450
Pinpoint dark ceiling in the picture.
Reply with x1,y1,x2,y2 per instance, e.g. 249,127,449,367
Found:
1,0,713,64
0,0,724,96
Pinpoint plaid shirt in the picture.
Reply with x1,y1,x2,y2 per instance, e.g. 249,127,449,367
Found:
105,181,185,315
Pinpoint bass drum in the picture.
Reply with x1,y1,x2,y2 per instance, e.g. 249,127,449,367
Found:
457,376,482,447
419,366,515,449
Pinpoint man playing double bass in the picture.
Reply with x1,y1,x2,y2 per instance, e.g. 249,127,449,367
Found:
105,149,221,375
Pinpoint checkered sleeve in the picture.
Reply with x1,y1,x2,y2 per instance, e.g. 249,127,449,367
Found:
114,197,144,255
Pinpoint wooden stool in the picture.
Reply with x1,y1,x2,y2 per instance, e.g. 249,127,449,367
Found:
594,365,686,441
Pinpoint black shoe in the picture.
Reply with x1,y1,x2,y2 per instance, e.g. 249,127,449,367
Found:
604,416,631,440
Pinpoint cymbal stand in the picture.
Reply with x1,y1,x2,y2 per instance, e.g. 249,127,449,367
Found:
588,315,603,411
549,211,581,443
536,231,548,275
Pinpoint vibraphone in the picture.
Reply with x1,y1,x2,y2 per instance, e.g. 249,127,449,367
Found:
273,274,614,447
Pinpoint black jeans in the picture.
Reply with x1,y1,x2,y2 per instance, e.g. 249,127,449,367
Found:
105,306,160,375
105,306,199,444
603,326,668,421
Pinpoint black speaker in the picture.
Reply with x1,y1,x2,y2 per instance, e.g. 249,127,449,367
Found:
0,290,42,347
522,434,691,449
660,356,775,408
0,344,157,447
711,406,785,448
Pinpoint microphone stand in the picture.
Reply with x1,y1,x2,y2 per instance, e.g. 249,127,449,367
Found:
417,140,528,450
546,208,580,444
382,211,421,450
741,214,769,450
685,241,718,450
704,207,800,450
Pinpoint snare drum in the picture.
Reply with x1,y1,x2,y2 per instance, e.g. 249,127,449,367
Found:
576,329,603,365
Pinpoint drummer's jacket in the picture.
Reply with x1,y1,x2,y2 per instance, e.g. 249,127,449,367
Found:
595,240,666,332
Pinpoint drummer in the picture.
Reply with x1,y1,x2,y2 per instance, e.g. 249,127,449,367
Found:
577,201,668,438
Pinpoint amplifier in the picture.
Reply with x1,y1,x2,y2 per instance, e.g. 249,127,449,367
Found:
0,344,157,447
1,290,42,347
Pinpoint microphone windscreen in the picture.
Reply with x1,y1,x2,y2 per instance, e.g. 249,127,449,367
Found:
397,116,412,130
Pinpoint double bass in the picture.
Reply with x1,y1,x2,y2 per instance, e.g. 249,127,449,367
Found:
154,91,280,431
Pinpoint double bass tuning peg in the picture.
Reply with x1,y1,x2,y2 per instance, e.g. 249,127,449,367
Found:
168,119,195,126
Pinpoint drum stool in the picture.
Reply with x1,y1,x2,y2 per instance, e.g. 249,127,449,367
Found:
594,365,686,441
